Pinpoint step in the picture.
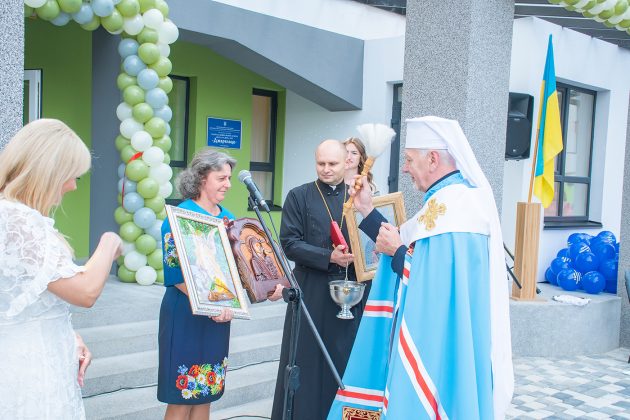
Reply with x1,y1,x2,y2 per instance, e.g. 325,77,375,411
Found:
213,397,273,420
83,361,279,419
82,329,283,397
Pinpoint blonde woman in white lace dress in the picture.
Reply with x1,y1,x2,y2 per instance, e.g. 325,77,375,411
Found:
0,119,122,419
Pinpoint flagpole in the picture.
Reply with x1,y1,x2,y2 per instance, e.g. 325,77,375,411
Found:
527,126,541,204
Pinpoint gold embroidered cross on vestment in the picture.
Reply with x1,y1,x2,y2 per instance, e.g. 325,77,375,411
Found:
418,198,446,231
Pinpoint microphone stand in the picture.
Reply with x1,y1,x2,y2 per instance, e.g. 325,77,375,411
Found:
247,196,344,420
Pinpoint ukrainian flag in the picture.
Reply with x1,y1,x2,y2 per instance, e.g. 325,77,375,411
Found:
534,35,563,208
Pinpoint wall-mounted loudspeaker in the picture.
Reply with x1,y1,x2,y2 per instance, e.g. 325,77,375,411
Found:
505,92,534,160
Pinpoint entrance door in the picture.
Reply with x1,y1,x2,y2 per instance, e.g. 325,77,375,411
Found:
23,69,42,124
388,83,402,192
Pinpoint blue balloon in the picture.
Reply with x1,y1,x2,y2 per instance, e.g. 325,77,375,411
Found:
145,220,163,242
165,123,171,136
123,55,147,77
118,178,137,194
118,39,139,59
599,259,618,281
568,241,590,261
133,207,157,229
614,242,620,253
545,267,557,285
122,192,144,213
117,163,126,178
556,248,570,259
145,88,168,109
72,4,94,25
137,69,159,90
574,252,599,273
582,271,605,294
597,230,616,245
550,257,572,275
91,0,115,17
51,12,71,26
153,105,173,122
605,279,617,294
557,269,582,291
591,243,615,262
568,232,592,247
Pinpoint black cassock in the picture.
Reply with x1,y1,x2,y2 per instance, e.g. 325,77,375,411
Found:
271,179,369,420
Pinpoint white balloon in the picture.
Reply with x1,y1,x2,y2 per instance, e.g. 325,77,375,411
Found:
123,15,144,36
124,251,148,271
131,130,153,152
150,163,173,184
24,0,46,7
158,20,179,45
120,118,144,139
136,266,157,286
116,102,133,121
143,9,164,30
157,42,170,58
159,181,173,199
142,146,165,167
122,240,136,256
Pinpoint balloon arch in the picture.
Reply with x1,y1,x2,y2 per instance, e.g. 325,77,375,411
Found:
24,0,179,286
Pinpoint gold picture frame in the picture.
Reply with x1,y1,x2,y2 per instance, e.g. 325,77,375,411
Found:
165,205,250,319
346,192,407,282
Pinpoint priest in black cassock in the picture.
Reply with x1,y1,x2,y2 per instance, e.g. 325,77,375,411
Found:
271,140,367,420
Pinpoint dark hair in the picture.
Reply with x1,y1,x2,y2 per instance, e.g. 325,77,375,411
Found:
176,149,236,200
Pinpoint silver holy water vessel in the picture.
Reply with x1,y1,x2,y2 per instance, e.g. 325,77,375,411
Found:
328,280,366,320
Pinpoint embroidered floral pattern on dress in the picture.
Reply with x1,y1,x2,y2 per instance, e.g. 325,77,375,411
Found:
163,233,180,268
175,358,228,399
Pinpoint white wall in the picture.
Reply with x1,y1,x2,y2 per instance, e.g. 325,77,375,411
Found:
282,35,405,199
503,17,630,281
215,0,405,40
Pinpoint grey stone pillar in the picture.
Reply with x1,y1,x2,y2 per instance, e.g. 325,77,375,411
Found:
0,0,25,149
400,0,514,215
619,98,630,348
89,29,121,254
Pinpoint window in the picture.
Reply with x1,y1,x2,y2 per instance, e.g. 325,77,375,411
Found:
166,75,190,205
544,83,598,227
250,89,279,206
23,69,42,124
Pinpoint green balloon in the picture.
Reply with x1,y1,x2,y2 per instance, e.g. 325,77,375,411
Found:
102,9,124,33
153,135,172,152
36,0,61,21
138,28,159,44
158,77,173,94
117,73,137,90
120,145,137,163
80,15,101,31
116,0,140,17
120,221,142,242
136,234,157,255
115,206,134,225
145,117,167,138
156,269,164,284
117,193,123,205
126,159,150,182
148,249,163,270
117,255,125,266
58,0,82,13
25,5,34,17
138,43,160,65
144,195,165,213
163,153,171,165
115,135,131,152
615,0,628,15
137,177,159,198
138,0,156,13
150,57,172,77
620,19,630,28
155,0,169,17
123,85,145,106
132,102,154,123
156,208,167,220
118,265,137,283
603,20,614,28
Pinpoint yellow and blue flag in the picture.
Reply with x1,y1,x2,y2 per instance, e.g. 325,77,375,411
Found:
533,35,563,208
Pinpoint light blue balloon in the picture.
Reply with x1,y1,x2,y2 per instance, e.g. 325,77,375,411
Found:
145,88,168,109
123,192,145,213
153,105,172,122
118,39,139,59
112,0,122,4
133,207,157,229
91,0,115,17
118,178,137,194
165,124,171,136
117,163,126,178
123,55,147,77
72,4,94,25
146,219,163,242
137,69,159,90
51,12,71,26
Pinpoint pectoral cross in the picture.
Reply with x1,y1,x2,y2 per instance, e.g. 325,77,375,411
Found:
418,198,447,231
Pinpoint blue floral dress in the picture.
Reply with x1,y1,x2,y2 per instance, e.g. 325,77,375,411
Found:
157,199,235,404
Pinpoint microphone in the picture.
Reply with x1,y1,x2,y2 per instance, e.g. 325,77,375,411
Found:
238,170,271,212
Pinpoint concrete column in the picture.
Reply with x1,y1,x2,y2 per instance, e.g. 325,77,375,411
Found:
619,97,630,348
399,0,514,215
89,29,121,254
0,0,25,149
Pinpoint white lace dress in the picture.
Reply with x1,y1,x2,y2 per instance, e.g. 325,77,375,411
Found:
0,199,86,419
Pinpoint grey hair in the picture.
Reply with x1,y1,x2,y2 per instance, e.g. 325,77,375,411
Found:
176,149,237,200
418,149,456,167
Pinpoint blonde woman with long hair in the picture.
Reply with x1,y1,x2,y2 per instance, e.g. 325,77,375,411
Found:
0,119,122,419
